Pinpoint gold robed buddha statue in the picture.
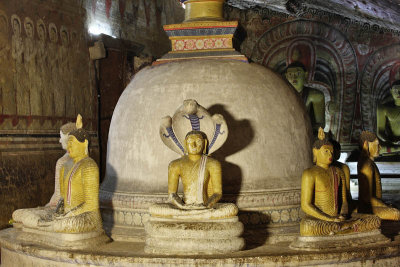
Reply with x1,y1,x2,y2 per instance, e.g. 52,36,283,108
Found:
357,131,400,221
145,99,244,254
300,128,380,236
37,115,102,233
149,99,237,220
12,122,76,228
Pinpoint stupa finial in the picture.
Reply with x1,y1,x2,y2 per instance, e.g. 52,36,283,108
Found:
181,0,225,22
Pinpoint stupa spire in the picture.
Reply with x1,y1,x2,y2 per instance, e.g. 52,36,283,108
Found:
154,0,247,65
182,0,225,22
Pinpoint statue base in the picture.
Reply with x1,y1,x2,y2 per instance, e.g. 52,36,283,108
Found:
2,227,400,266
290,229,390,251
144,216,244,255
14,225,110,250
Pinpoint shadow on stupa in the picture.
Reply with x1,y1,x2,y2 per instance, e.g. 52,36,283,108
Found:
208,105,271,249
208,104,254,204
99,163,118,239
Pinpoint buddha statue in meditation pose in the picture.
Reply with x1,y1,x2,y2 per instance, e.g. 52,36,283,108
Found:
300,128,380,236
150,99,237,220
12,122,76,228
36,115,102,233
145,100,243,254
377,81,400,155
13,115,102,234
285,62,325,132
357,131,400,220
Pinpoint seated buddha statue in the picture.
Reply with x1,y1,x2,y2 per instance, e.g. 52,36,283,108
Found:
300,128,381,236
12,122,76,228
377,80,400,155
146,100,244,254
150,99,237,220
37,115,102,233
285,62,325,132
357,131,400,220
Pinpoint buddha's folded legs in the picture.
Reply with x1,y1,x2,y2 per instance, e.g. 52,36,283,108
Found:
12,207,55,228
149,203,238,220
40,211,102,233
372,206,400,221
300,214,381,236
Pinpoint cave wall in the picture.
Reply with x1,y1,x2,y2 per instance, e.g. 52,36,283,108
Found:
0,0,184,230
0,0,98,230
225,5,400,146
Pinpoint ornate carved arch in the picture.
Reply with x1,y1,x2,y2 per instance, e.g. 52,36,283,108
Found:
251,19,358,143
360,44,400,133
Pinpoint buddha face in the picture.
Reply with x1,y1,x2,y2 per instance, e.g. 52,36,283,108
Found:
49,28,57,43
285,67,307,93
185,133,205,155
37,25,45,41
390,84,400,102
25,22,33,38
367,138,380,159
67,135,88,159
314,145,333,166
59,131,69,150
12,19,20,35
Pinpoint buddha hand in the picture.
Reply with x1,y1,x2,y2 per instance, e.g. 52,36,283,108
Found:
168,193,185,209
206,193,222,208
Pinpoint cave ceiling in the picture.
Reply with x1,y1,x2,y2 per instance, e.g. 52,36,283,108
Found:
226,0,400,30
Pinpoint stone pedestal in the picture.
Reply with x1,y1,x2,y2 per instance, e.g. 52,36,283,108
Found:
144,216,244,255
13,225,109,250
290,229,390,251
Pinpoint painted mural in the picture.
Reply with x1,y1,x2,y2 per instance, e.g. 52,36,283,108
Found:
0,2,94,132
225,6,400,146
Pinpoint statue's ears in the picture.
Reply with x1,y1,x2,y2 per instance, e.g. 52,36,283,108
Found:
312,148,318,163
362,140,369,151
203,139,208,155
305,71,309,81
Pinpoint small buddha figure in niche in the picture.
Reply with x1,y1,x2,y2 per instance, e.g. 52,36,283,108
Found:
357,131,400,220
12,122,76,227
285,62,325,132
150,99,237,220
377,80,400,154
300,128,380,236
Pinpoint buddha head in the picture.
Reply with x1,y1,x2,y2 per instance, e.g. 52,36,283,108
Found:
11,16,21,36
391,80,400,106
185,130,207,155
360,131,380,159
37,20,46,42
312,128,333,165
60,122,77,150
24,18,34,39
60,28,69,46
67,115,90,159
285,62,308,93
49,23,58,43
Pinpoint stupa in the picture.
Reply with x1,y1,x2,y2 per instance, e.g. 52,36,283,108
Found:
100,0,312,242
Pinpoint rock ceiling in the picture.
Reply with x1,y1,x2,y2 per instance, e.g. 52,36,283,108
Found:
226,0,400,30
